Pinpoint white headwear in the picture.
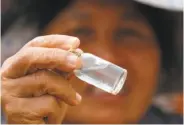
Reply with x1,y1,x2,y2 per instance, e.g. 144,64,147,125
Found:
135,0,183,11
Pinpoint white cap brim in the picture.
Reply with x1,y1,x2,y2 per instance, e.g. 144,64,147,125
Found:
134,0,183,11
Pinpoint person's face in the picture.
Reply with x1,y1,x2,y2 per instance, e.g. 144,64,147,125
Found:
44,1,160,123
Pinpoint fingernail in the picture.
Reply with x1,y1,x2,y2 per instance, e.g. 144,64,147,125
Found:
76,93,82,102
68,37,80,47
66,54,78,66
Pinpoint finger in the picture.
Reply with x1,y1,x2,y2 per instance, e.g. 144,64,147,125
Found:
23,95,67,124
52,48,83,74
24,35,80,50
7,116,45,124
47,98,68,124
4,95,66,124
1,47,82,78
5,70,82,106
75,48,84,55
3,97,45,124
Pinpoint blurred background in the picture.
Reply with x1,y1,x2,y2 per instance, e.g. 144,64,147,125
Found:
1,0,183,124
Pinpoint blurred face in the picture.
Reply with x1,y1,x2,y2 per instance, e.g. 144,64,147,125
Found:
44,0,160,123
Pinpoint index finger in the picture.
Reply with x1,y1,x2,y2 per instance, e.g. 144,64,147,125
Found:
24,35,80,50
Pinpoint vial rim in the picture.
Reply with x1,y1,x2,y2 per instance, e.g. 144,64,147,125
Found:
111,69,127,95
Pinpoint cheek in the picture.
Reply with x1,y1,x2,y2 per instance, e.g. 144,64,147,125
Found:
127,44,160,79
116,41,161,91
94,35,157,83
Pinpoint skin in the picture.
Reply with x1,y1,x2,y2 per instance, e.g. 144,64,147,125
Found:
1,0,161,124
1,35,83,124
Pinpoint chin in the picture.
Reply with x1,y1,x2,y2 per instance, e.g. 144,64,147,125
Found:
65,75,136,124
64,96,128,124
64,113,126,124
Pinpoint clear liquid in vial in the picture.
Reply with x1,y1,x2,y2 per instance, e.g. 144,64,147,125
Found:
74,53,127,95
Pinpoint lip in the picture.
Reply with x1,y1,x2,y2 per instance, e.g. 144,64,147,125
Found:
84,85,128,101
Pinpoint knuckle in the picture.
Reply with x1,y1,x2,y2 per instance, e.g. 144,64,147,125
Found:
4,102,33,123
1,56,16,76
45,96,58,113
33,70,48,87
2,48,32,72
1,81,13,104
37,70,51,80
16,48,33,64
1,91,9,105
25,36,45,47
1,56,13,68
3,99,18,119
33,70,55,94
4,102,14,115
31,36,44,44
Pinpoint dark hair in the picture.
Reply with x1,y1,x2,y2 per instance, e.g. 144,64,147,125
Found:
2,0,72,34
2,0,183,92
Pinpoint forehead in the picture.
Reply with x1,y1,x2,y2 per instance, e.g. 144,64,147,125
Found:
71,0,134,10
62,0,139,21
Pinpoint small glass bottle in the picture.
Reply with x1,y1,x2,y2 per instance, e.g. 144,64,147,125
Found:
73,53,127,95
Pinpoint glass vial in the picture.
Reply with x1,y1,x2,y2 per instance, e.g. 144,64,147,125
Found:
74,53,127,95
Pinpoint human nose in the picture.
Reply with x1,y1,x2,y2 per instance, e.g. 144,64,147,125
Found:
89,42,116,63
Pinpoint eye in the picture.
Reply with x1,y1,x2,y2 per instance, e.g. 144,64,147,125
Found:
114,28,142,42
72,27,94,37
70,27,94,43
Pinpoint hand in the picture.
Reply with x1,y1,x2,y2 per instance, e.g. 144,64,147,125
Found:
1,35,82,124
